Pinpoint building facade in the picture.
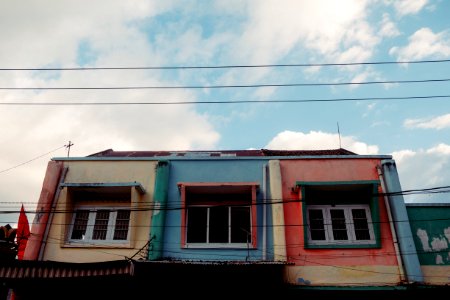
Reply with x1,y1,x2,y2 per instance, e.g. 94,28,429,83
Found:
1,148,448,298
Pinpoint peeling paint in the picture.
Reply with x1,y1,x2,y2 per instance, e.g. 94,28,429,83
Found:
436,255,444,265
153,202,161,216
444,227,450,242
297,278,311,285
417,228,431,252
431,237,448,252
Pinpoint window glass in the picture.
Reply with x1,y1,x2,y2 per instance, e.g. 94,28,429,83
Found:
352,209,371,240
231,207,251,243
92,210,110,240
187,207,208,243
71,210,89,240
114,210,131,240
209,206,229,243
330,209,348,241
308,209,326,241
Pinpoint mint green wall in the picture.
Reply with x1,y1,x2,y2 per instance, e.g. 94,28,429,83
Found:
406,204,450,266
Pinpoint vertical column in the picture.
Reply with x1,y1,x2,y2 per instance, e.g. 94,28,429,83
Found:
268,160,287,261
148,160,170,260
381,159,423,283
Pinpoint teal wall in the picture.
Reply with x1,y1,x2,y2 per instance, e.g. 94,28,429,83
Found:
406,204,450,266
160,159,274,261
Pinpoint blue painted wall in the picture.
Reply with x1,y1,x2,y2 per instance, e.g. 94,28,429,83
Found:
161,159,274,261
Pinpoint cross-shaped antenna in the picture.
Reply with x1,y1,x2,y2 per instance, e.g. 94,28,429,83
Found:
64,141,74,157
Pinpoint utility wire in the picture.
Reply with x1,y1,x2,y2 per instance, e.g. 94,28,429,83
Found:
0,58,449,71
0,145,65,174
1,78,450,90
1,95,450,106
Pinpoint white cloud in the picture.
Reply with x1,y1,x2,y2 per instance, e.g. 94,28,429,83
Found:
233,0,373,63
390,28,450,60
0,1,221,225
392,144,450,202
393,0,428,16
379,13,400,37
264,130,379,154
404,113,450,130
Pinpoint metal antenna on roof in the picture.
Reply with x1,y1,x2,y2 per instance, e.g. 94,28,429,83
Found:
337,122,342,149
64,141,74,157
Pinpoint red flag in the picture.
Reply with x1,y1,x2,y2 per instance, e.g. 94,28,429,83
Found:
16,204,30,260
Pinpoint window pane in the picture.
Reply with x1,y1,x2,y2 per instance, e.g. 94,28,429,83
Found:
352,209,371,240
231,207,251,243
330,209,348,240
308,209,326,240
187,207,207,243
93,210,110,240
113,210,130,240
209,206,229,243
71,210,89,240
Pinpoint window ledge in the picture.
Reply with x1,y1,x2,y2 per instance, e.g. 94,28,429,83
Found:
183,243,256,249
305,242,379,249
63,241,132,249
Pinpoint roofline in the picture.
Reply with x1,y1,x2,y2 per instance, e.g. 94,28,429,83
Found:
52,154,393,161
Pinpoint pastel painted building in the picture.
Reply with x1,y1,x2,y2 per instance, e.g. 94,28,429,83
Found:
2,148,445,299
23,159,157,263
277,155,423,291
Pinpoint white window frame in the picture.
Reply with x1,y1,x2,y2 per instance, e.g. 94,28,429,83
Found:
185,205,252,249
306,204,375,246
68,206,131,245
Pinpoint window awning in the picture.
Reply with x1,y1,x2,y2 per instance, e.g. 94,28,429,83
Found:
61,182,146,195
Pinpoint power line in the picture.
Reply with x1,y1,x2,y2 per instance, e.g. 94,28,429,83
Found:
1,78,450,90
32,235,449,281
1,95,450,106
0,145,66,174
1,58,449,71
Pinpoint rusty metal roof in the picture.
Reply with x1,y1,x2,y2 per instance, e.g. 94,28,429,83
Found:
0,259,288,280
88,148,356,158
0,260,132,279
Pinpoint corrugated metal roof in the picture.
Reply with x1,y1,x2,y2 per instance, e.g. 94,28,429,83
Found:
88,148,356,158
0,260,133,279
0,259,288,280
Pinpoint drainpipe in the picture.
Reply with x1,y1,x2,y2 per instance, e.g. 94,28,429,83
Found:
380,159,423,283
262,164,267,261
377,165,405,282
148,160,170,260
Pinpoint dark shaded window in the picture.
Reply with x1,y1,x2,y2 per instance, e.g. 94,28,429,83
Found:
308,209,326,241
187,207,208,243
71,210,89,240
330,209,348,240
352,209,371,240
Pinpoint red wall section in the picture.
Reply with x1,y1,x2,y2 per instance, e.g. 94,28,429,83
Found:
23,161,63,260
280,159,398,266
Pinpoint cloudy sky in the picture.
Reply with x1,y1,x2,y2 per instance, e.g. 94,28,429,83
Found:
1,0,449,224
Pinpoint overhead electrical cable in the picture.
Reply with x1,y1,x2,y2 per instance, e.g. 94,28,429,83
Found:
1,78,450,90
1,95,450,106
0,145,66,174
0,58,449,71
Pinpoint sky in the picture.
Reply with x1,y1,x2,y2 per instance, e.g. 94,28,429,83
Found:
0,0,449,225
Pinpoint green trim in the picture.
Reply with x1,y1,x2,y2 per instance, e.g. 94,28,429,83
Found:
148,161,170,260
296,180,379,186
61,182,146,194
371,183,381,248
299,180,382,249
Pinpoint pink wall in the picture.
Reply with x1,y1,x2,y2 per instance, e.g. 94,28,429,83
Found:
280,159,398,266
23,161,63,260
